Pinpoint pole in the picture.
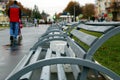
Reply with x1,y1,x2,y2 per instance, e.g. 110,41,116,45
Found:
74,4,75,22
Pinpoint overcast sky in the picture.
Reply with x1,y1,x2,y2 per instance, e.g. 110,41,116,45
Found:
16,0,95,16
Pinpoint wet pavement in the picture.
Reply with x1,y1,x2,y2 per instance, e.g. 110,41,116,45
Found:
0,25,49,80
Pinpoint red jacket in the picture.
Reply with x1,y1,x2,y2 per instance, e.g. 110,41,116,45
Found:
8,4,21,22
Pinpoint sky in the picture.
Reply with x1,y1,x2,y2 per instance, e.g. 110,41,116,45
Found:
16,0,95,16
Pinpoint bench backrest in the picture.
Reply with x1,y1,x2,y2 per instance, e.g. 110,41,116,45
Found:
65,23,120,60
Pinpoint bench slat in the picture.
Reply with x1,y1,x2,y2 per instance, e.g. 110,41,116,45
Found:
65,46,75,57
67,37,86,58
86,22,120,26
65,46,81,80
56,52,67,80
20,47,42,79
78,24,114,33
71,29,97,46
40,49,52,80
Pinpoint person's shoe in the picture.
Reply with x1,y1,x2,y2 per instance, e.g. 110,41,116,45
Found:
10,36,13,41
10,36,14,46
10,40,14,46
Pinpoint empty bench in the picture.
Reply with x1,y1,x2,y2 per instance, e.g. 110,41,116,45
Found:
6,22,120,80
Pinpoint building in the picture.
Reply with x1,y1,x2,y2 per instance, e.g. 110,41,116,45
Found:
110,0,120,21
95,0,111,16
96,0,120,21
96,0,105,16
0,0,9,25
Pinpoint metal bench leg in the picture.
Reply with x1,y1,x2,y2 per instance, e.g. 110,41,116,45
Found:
78,67,89,80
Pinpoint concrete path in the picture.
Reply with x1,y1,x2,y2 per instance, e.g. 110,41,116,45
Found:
0,25,49,80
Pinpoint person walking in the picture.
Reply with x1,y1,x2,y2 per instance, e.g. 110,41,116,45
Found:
34,18,37,27
8,0,21,46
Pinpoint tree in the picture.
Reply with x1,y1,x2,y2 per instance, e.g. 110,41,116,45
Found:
63,1,82,17
32,5,41,19
82,4,95,19
41,10,49,21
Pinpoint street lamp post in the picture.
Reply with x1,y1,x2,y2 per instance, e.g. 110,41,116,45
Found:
67,12,70,22
74,5,76,22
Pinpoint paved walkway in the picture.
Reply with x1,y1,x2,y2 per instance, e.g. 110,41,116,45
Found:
0,25,49,80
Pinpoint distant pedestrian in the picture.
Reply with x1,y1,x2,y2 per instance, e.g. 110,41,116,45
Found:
34,18,37,27
91,15,95,22
8,0,21,46
101,16,105,22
